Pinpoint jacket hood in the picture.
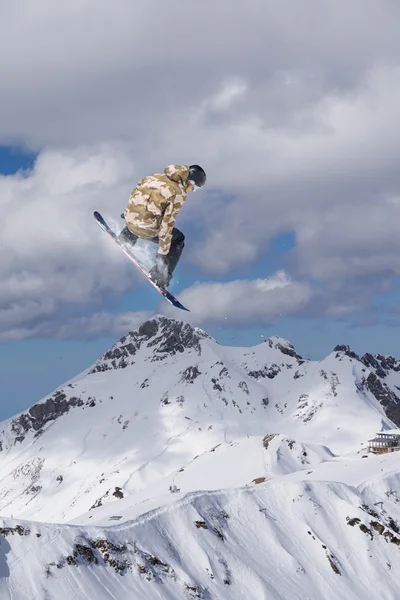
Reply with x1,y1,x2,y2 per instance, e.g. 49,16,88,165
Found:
164,164,190,185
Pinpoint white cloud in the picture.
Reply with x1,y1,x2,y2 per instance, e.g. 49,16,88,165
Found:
54,310,154,340
0,309,154,342
163,271,313,327
1,0,399,149
199,79,248,116
0,145,149,340
2,0,400,339
178,65,400,283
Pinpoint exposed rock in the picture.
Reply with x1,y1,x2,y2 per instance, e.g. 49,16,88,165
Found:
365,373,400,426
0,525,30,536
277,344,303,361
74,544,98,564
89,337,141,372
263,434,277,450
184,583,206,599
211,377,223,392
238,381,249,395
90,489,110,511
161,393,171,405
181,366,202,384
9,391,84,442
147,317,209,358
361,353,400,379
113,487,124,499
90,316,210,372
138,319,159,339
267,337,303,361
252,477,267,484
134,544,176,582
334,345,360,361
371,521,385,535
27,484,42,495
247,364,281,380
49,537,131,576
3,457,45,499
326,552,341,575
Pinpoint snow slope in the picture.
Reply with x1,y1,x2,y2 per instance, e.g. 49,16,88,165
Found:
1,315,400,599
2,456,400,599
70,434,334,527
0,316,396,524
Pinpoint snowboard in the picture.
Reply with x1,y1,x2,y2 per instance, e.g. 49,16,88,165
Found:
93,211,189,312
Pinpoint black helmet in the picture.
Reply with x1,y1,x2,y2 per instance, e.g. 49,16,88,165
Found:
188,164,206,188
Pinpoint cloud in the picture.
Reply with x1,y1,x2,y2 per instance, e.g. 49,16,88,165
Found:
161,274,396,331
180,65,400,285
52,310,154,341
163,271,313,327
0,269,312,340
1,0,400,149
0,145,149,340
0,309,154,342
2,0,400,339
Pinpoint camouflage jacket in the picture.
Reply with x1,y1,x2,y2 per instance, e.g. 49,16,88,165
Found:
124,164,190,255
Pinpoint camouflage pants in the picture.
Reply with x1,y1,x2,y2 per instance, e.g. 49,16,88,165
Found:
118,226,185,274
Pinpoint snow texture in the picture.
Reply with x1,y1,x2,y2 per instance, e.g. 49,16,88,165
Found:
1,315,400,599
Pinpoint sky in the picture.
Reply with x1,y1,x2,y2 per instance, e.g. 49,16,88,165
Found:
2,0,400,419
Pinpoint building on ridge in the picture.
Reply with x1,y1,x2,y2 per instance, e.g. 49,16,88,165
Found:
368,430,400,454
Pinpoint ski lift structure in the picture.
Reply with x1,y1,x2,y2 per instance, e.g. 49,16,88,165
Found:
169,478,180,494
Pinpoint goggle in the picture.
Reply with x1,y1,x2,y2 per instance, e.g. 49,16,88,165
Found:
187,179,200,192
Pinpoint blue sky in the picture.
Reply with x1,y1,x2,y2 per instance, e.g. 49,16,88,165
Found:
2,1,400,421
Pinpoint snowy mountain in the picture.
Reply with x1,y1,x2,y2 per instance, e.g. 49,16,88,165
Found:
1,315,400,599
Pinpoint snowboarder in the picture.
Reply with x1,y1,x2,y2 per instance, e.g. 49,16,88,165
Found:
118,164,206,289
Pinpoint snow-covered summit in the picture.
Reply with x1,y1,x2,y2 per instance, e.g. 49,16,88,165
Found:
264,335,303,360
90,314,212,373
0,314,399,526
2,316,400,598
334,343,400,377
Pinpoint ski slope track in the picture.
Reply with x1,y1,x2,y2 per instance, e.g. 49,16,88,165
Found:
1,315,400,599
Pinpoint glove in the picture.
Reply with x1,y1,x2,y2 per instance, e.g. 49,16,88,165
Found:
149,254,172,289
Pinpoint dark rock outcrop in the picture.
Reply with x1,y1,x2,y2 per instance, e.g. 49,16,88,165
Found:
8,392,84,444
334,345,361,361
180,366,202,384
361,353,400,379
267,337,303,361
90,316,210,373
365,373,400,427
248,364,281,380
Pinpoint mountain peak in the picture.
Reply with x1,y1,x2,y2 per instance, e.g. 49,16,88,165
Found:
137,314,212,353
3,314,400,533
90,315,212,373
333,344,360,361
361,352,400,379
334,345,400,379
266,336,303,361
